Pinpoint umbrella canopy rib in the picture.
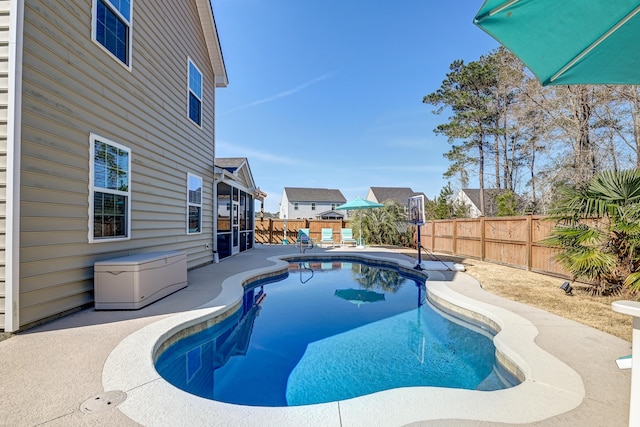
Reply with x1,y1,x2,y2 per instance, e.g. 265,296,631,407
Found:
550,5,640,84
474,0,640,86
473,0,520,23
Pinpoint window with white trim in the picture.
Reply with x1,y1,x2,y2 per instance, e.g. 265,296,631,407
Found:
311,202,316,211
188,59,202,126
293,202,299,210
188,173,203,234
93,0,132,66
89,134,131,242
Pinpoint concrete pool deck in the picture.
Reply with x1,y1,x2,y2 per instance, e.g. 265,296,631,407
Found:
0,245,632,426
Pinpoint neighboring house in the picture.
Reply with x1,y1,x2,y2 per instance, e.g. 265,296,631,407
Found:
214,158,266,259
454,188,513,218
366,187,426,209
280,188,347,219
0,1,262,332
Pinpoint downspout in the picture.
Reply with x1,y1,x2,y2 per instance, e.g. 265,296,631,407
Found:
5,0,24,332
213,166,224,263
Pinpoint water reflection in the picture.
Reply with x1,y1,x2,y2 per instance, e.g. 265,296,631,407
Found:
334,288,386,306
156,260,514,406
289,261,412,294
155,285,267,400
351,264,406,293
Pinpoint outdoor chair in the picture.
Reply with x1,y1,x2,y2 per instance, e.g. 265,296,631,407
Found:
340,228,357,247
297,228,313,253
320,228,335,247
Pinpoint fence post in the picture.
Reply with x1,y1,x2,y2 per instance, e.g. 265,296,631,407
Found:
452,218,457,255
480,216,486,261
269,218,274,244
526,213,532,271
431,220,435,251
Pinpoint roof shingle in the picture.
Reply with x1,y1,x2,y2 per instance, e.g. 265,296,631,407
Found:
284,187,346,203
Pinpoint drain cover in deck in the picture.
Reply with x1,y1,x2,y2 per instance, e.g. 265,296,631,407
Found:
80,390,127,413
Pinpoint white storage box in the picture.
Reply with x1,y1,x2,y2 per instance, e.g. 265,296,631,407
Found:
94,251,187,310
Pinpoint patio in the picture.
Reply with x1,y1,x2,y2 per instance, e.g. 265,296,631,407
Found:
0,244,631,426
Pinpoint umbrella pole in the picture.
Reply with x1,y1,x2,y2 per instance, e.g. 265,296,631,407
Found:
358,211,364,248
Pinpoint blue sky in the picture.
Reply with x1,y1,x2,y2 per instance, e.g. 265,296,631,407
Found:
211,0,499,213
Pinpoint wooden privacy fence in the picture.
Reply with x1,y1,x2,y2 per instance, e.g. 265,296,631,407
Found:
255,219,350,245
418,215,570,278
254,215,571,279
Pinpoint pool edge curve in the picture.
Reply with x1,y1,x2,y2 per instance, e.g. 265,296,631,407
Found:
102,252,585,427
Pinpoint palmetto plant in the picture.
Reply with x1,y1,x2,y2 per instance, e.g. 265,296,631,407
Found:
543,169,640,296
351,265,405,293
356,201,412,247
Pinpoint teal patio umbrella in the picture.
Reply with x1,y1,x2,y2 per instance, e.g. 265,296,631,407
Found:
334,288,385,307
474,0,640,86
336,197,384,248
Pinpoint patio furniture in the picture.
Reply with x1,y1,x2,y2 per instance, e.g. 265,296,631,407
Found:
298,228,311,242
320,228,335,247
297,228,314,253
340,228,357,247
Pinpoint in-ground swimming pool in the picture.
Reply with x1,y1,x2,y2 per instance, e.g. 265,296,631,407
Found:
155,259,518,407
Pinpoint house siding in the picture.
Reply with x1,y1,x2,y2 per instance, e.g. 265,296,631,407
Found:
0,0,10,329
288,202,338,219
14,0,217,329
279,190,288,219
454,192,481,218
280,188,346,219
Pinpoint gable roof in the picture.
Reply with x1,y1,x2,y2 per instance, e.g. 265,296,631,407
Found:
317,210,345,219
368,187,425,205
459,188,513,216
196,0,228,87
215,158,265,200
284,187,346,203
215,157,255,190
215,157,246,172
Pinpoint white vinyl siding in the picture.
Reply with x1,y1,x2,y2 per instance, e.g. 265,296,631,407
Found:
0,0,13,330
288,202,344,219
187,173,202,234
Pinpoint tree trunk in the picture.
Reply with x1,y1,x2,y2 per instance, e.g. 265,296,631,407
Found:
478,137,485,216
576,86,596,184
632,86,640,167
530,141,537,208
494,134,501,189
501,108,510,190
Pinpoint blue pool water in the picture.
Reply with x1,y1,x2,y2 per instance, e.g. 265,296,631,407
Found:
155,259,516,407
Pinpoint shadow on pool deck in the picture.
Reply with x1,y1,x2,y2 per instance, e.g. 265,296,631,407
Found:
0,244,631,426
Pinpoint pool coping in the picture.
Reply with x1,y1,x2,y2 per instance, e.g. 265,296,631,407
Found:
102,253,585,427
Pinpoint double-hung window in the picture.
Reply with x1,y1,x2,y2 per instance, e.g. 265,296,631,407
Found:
188,59,203,126
90,134,131,242
94,0,132,66
188,173,203,234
